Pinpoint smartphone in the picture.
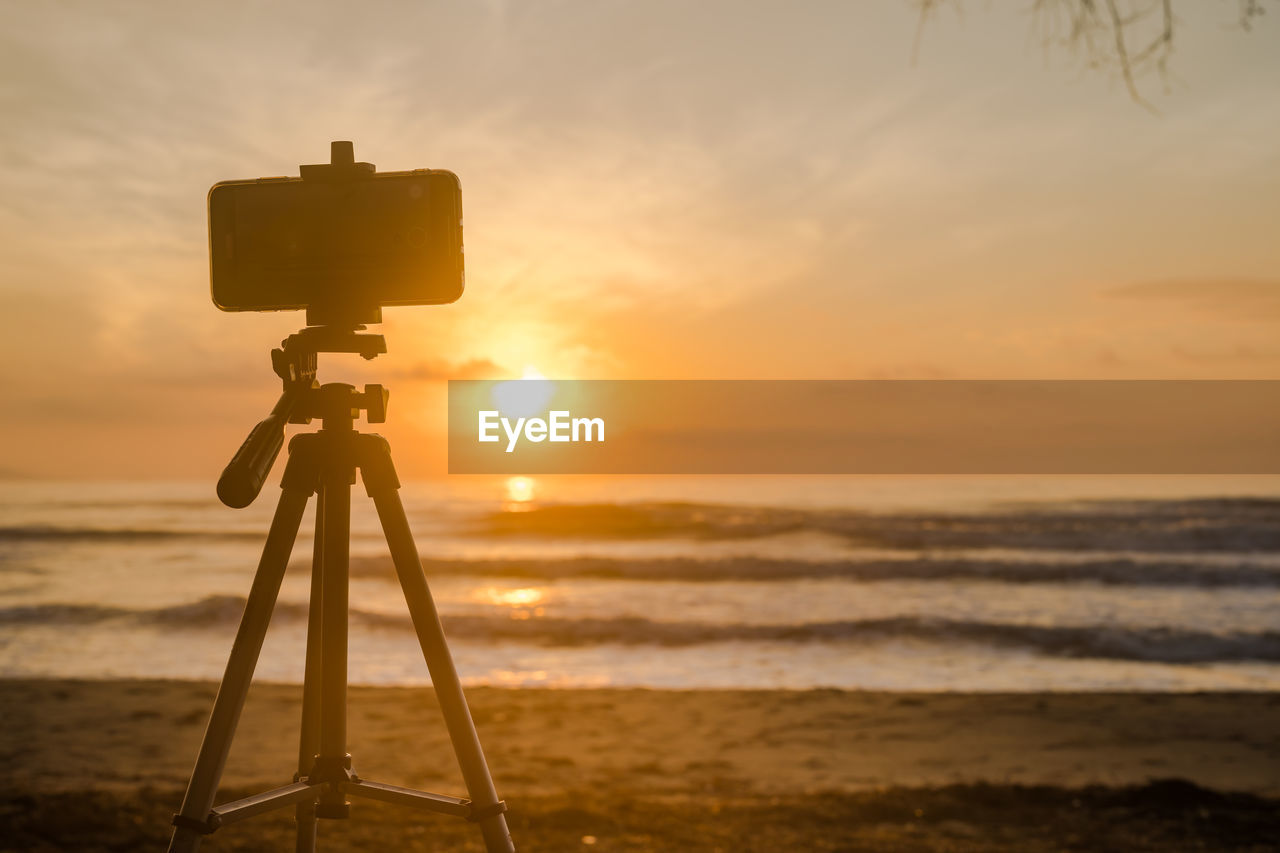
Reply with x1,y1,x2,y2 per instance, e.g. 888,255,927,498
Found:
209,169,464,314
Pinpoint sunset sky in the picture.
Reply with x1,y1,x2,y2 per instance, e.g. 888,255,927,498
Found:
1,1,1277,478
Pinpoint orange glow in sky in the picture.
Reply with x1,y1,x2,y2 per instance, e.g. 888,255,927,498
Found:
0,3,1277,479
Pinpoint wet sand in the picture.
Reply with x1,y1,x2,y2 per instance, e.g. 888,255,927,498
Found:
2,679,1278,850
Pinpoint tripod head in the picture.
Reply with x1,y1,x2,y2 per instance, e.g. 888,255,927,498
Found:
216,325,391,508
211,140,466,508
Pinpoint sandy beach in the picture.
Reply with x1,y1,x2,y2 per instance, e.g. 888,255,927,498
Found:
2,679,1278,850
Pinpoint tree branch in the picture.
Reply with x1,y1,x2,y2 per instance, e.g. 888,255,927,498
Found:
915,0,1272,109
1103,0,1158,111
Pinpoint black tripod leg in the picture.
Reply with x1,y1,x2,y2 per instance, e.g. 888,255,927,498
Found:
168,441,318,853
314,449,353,818
359,435,515,853
295,486,326,853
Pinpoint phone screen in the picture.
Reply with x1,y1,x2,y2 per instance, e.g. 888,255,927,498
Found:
210,170,463,312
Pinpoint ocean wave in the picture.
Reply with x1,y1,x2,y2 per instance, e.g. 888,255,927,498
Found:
5,596,1280,663
418,614,1280,663
0,596,310,627
472,498,1280,553
342,555,1280,588
0,602,133,624
137,595,313,626
0,526,264,543
6,497,1276,555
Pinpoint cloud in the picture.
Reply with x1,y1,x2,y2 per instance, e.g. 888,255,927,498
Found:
1105,278,1280,322
391,358,506,381
1170,343,1280,365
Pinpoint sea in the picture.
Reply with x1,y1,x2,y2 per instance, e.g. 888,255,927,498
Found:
2,476,1279,691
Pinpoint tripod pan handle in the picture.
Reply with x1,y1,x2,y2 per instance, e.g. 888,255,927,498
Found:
217,414,288,508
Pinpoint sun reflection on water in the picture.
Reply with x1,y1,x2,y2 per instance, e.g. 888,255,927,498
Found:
479,584,548,620
486,586,544,607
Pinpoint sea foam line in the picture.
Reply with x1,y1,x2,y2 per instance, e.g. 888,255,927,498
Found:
5,596,1280,663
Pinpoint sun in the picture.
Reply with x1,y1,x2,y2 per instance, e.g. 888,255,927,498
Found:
505,476,536,503
498,365,545,507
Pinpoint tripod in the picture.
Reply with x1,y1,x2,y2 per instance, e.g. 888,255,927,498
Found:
168,325,514,852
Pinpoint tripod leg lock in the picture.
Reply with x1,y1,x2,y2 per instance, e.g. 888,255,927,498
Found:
466,800,509,823
171,812,220,835
356,434,400,494
281,434,323,494
307,752,356,784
